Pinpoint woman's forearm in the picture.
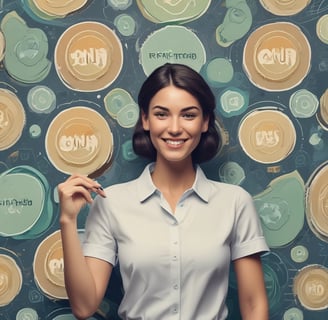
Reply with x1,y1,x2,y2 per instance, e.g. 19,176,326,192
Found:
60,217,99,319
240,298,269,320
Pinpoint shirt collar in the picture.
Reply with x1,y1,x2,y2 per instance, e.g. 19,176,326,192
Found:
137,163,211,203
192,166,211,203
136,163,157,202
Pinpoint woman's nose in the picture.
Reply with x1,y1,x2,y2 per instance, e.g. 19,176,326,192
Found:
168,117,182,135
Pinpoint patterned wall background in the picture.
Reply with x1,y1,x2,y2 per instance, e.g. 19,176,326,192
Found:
1,0,328,319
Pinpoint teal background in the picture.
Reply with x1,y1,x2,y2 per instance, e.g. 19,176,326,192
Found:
1,0,328,319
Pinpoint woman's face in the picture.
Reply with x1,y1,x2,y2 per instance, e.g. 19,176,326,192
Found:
142,85,209,164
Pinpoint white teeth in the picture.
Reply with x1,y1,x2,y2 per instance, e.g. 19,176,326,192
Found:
166,140,184,145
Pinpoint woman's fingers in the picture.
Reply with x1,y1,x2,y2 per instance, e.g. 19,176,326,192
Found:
58,174,105,203
89,185,106,198
75,175,104,193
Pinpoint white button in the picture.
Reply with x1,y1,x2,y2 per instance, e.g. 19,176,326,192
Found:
173,284,179,290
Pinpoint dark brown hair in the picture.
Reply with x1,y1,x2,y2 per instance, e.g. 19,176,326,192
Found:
132,63,221,163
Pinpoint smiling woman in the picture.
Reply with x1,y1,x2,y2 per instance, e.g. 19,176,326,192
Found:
140,85,209,165
58,63,269,320
133,63,220,163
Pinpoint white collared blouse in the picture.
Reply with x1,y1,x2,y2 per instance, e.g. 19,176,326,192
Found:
83,163,269,320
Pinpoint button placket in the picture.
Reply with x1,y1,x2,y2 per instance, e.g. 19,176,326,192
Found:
175,198,188,224
169,220,181,316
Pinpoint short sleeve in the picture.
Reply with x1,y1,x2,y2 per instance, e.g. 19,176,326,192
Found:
230,188,269,260
82,195,117,266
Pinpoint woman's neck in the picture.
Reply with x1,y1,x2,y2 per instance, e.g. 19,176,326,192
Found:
151,158,196,192
151,158,196,212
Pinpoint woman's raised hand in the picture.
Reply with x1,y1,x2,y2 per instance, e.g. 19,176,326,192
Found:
57,174,106,223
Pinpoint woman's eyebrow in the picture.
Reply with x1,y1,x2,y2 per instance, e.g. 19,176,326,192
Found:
181,106,201,112
151,105,201,111
152,105,169,111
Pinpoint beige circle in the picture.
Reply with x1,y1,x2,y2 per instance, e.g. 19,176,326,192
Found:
238,109,296,164
54,117,101,166
0,89,26,150
44,240,65,287
55,21,123,92
32,0,88,17
306,163,328,239
33,230,67,299
293,265,328,310
317,14,328,44
259,0,311,16
45,106,114,176
243,22,311,91
253,31,300,82
66,31,112,81
318,89,328,130
0,254,22,306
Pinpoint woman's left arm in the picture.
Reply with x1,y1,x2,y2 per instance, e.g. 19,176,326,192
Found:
233,253,269,320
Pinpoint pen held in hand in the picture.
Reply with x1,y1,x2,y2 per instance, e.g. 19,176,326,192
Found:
95,186,106,198
85,185,106,198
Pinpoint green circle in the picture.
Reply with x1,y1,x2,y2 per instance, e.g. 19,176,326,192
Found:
140,25,206,76
290,245,309,263
29,124,42,138
206,58,234,85
16,308,38,320
219,161,245,185
27,85,56,114
0,173,44,236
104,88,134,118
122,140,138,161
107,0,132,10
117,102,139,128
114,14,136,37
289,89,318,118
283,307,303,320
137,0,211,23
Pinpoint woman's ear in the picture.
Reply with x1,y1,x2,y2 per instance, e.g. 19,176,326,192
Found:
202,115,209,133
141,111,149,131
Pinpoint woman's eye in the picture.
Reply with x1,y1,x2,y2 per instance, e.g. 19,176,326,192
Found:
183,113,196,119
154,112,167,118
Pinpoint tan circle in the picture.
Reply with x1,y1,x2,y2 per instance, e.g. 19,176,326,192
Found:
44,240,64,287
55,21,123,92
0,254,22,306
33,230,67,299
0,89,26,150
32,0,88,17
318,89,328,130
259,0,311,16
54,117,101,166
66,31,112,81
306,163,328,239
238,109,296,163
45,106,114,176
253,31,300,82
243,22,311,91
293,265,328,310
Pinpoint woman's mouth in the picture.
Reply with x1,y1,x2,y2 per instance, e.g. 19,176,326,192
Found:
164,139,185,146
